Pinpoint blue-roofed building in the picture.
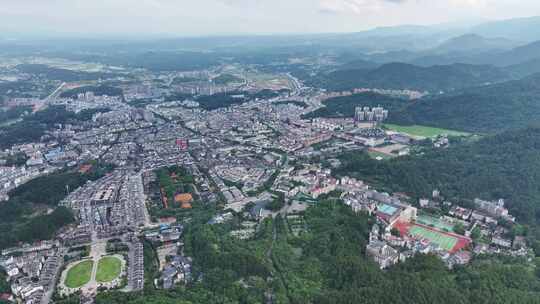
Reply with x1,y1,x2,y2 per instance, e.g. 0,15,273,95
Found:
376,202,417,231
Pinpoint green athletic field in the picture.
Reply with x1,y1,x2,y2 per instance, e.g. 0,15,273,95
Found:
96,256,122,283
409,225,457,251
417,214,455,232
384,124,470,138
65,260,93,288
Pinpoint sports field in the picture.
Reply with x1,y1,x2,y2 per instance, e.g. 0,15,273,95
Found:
65,260,93,288
409,225,457,251
417,214,455,232
96,256,122,283
384,124,470,138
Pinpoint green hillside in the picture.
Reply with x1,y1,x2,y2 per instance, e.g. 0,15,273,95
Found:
303,92,409,119
391,73,540,133
336,127,540,228
306,63,510,92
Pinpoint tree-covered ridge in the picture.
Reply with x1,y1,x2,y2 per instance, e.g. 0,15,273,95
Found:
8,163,115,206
274,100,309,108
304,63,510,92
95,201,540,304
16,64,116,82
0,105,32,122
195,90,281,111
303,92,408,119
0,163,114,249
59,85,124,98
391,73,540,133
0,105,108,149
305,73,540,134
211,73,243,85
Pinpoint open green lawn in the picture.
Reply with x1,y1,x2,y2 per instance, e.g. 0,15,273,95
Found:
409,225,457,251
65,260,93,288
384,124,470,138
96,256,122,283
368,151,396,160
417,214,455,232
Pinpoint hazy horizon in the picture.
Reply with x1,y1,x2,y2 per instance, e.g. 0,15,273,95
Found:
1,0,539,37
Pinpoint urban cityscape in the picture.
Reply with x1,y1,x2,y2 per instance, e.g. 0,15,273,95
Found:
1,2,540,304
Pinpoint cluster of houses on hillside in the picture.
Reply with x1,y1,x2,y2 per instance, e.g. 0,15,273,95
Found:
0,241,60,304
334,176,532,269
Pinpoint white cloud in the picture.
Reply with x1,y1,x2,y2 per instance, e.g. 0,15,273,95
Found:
449,0,488,6
0,0,538,35
319,0,407,14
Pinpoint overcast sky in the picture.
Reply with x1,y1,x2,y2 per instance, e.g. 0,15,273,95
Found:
1,0,539,36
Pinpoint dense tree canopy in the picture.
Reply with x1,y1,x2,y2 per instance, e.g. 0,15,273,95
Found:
16,64,115,82
0,163,113,249
95,200,540,304
0,105,107,149
336,127,540,226
391,73,540,133
60,85,124,99
303,92,408,119
303,63,509,92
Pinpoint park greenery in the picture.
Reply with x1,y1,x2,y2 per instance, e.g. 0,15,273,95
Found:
65,260,94,288
156,165,196,201
146,165,204,221
96,256,122,283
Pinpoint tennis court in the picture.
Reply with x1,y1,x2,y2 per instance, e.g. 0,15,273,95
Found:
409,225,457,251
378,204,398,215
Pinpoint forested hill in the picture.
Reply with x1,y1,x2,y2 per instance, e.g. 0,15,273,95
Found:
94,201,540,304
304,63,510,92
390,73,540,133
303,92,408,119
16,64,116,82
336,127,540,232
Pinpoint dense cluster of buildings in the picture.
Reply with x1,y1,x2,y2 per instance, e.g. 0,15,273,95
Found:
159,255,193,289
0,243,62,304
336,177,531,269
0,59,534,304
354,106,389,123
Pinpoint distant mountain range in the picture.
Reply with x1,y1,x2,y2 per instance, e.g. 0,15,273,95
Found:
352,16,540,44
431,34,518,54
469,16,540,42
